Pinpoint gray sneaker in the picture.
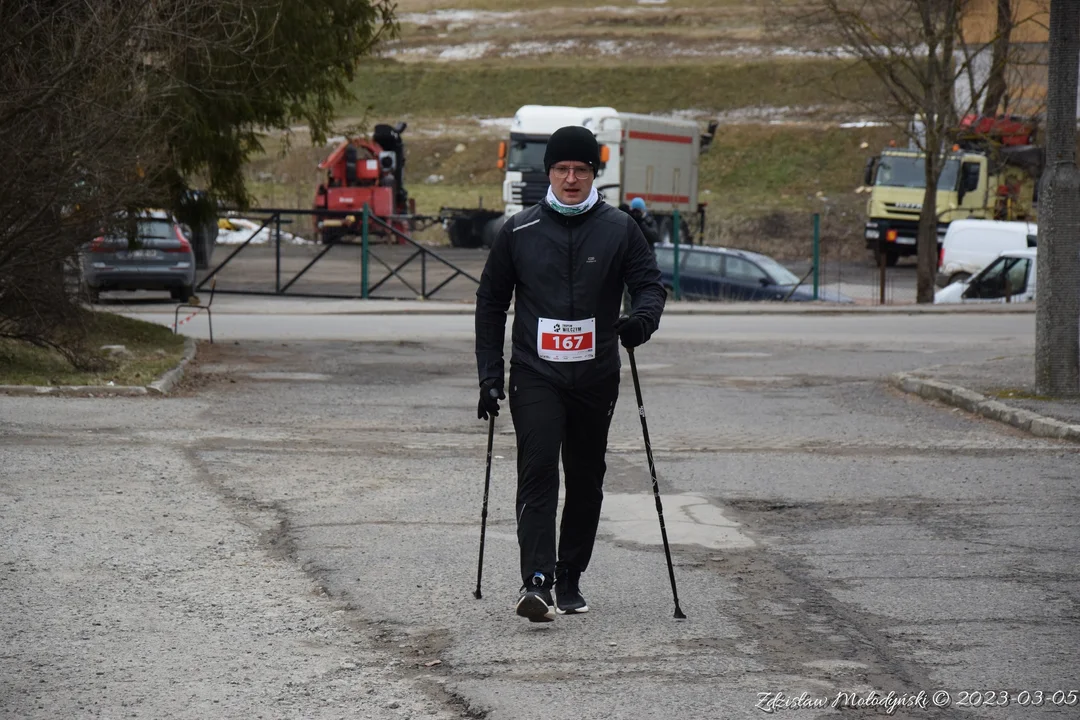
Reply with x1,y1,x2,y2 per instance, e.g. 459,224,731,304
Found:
515,572,556,623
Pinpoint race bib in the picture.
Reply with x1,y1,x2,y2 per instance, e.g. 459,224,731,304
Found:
537,317,596,362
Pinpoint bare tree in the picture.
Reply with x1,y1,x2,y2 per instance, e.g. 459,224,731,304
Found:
814,0,969,302
0,0,395,363
0,1,170,365
1035,0,1080,396
980,0,1015,113
806,0,1045,302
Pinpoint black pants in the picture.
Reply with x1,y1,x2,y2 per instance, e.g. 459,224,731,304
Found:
508,366,620,587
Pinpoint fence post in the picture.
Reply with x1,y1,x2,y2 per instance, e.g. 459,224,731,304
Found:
812,212,820,301
672,210,682,301
275,212,282,294
878,241,886,305
361,204,369,299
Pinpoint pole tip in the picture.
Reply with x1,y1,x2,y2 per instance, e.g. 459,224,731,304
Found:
473,590,482,600
674,608,687,619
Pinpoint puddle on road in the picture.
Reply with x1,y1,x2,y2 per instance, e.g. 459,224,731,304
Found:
247,372,333,382
618,363,672,373
600,492,756,550
713,352,773,358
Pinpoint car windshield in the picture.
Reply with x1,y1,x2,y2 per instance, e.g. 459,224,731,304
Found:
507,137,547,173
136,220,173,239
106,219,172,240
875,155,961,189
752,255,801,285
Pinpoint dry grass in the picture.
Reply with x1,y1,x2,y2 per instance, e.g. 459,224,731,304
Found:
340,58,882,118
394,0,774,11
0,311,185,386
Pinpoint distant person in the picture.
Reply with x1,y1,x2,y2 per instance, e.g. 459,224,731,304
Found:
627,197,659,250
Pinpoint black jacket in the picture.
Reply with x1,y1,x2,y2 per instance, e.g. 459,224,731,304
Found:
631,209,660,248
475,200,666,389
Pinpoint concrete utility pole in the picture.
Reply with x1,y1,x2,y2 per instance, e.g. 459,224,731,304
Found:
1036,0,1080,397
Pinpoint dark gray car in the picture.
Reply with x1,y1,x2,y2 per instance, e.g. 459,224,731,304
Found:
81,213,197,303
654,243,853,303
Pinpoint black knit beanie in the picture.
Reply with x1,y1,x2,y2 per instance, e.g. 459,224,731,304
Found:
544,126,600,174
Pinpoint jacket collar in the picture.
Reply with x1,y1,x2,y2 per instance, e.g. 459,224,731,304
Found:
539,198,606,227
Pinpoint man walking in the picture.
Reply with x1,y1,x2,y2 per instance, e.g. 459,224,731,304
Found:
474,125,666,622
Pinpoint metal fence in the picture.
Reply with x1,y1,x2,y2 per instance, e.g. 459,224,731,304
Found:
671,210,916,305
196,207,481,302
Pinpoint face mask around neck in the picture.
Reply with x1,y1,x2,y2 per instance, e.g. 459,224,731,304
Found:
546,185,599,216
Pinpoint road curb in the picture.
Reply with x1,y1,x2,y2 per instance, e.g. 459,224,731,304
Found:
148,337,198,395
119,303,1038,318
889,372,1080,443
0,337,198,398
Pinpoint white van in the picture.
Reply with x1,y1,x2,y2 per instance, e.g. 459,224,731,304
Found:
934,248,1037,304
936,219,1037,287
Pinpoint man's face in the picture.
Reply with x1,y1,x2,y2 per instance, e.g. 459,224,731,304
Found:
548,161,595,205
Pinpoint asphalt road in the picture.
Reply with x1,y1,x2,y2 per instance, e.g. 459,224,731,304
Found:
2,311,1077,719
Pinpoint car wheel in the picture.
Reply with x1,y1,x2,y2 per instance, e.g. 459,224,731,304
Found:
480,217,501,249
948,272,971,285
171,286,194,303
873,247,900,267
447,217,481,248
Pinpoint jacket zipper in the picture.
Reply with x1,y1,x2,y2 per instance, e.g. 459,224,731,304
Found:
568,225,575,318
568,223,575,386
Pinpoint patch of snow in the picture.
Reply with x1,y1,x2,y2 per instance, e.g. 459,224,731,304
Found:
839,120,889,128
383,39,857,62
217,217,313,246
595,40,622,56
398,10,523,25
382,46,434,59
590,5,665,13
478,117,514,130
437,42,492,61
503,39,580,57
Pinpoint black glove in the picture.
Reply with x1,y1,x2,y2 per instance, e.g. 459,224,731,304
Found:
614,315,648,349
477,378,505,420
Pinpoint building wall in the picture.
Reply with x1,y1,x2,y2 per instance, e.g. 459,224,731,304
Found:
954,0,1080,120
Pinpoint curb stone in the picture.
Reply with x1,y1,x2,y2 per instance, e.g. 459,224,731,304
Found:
148,337,198,395
889,372,1080,444
0,337,197,398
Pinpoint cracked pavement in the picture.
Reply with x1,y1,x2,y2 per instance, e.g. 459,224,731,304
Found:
2,313,1078,719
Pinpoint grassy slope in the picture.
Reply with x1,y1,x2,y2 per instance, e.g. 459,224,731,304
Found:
339,59,879,119
241,0,897,258
0,312,185,386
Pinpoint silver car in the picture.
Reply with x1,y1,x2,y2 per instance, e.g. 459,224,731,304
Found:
81,213,197,302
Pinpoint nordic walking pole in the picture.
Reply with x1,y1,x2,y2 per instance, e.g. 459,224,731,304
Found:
473,389,499,600
627,347,686,619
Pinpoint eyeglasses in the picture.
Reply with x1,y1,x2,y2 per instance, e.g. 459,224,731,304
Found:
551,165,594,179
